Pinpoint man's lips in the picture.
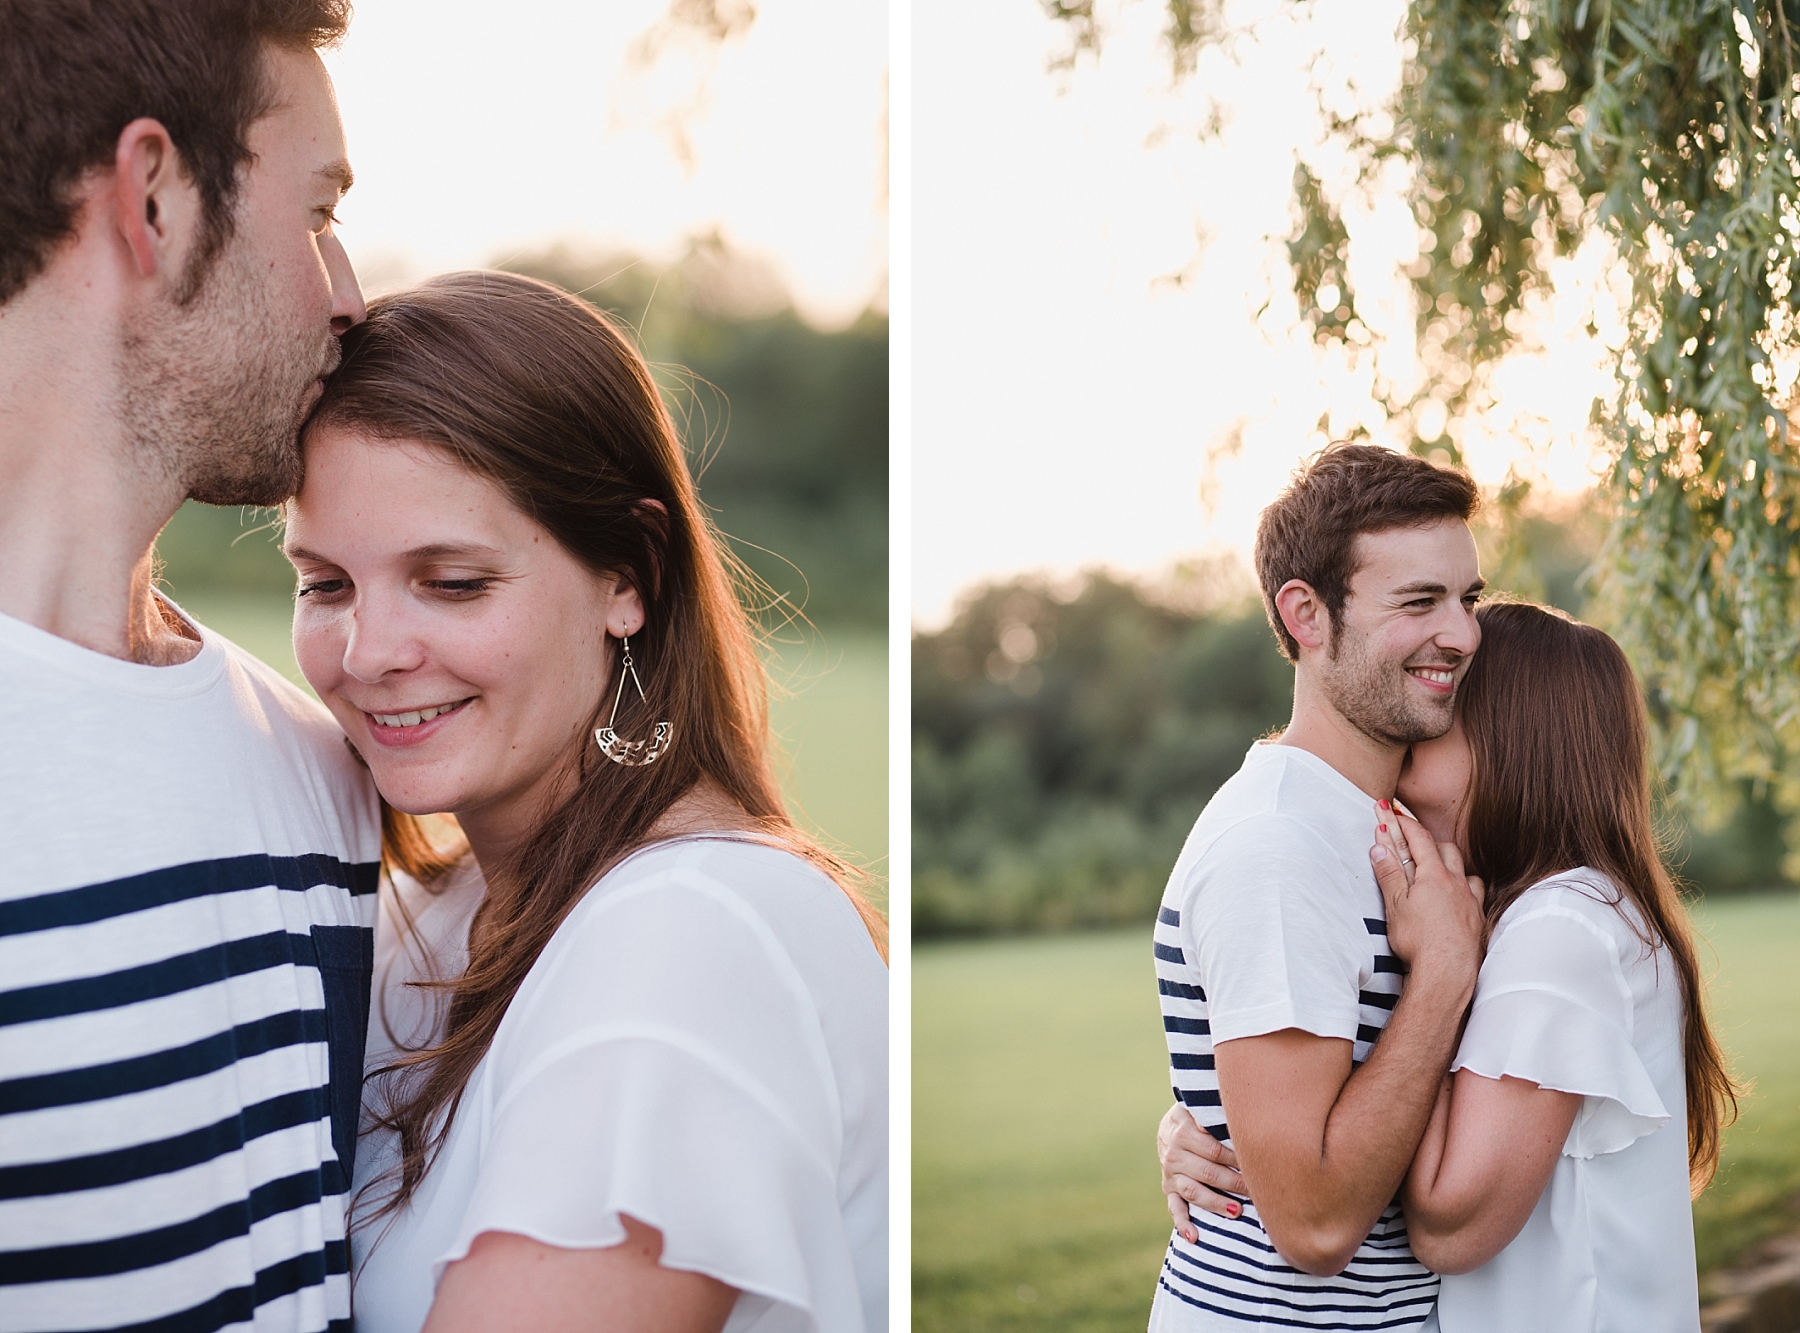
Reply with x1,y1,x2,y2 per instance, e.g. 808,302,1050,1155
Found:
1405,665,1457,693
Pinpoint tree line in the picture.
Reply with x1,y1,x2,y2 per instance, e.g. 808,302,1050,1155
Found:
914,546,1795,938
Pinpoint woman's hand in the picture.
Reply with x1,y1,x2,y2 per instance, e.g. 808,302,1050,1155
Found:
1157,1103,1248,1242
1369,802,1485,986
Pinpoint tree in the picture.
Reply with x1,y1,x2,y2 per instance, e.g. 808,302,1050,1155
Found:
1049,0,1800,821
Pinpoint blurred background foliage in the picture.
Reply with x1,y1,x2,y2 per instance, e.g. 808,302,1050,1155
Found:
154,242,888,874
913,491,1798,938
1044,0,1800,824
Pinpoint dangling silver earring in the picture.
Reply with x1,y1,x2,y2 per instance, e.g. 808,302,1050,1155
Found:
594,635,673,766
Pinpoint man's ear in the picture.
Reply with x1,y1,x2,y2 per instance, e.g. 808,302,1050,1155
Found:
1274,579,1331,656
112,118,201,280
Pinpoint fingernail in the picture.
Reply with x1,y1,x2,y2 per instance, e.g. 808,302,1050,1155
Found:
1379,798,1391,809
1372,845,1389,862
1379,823,1388,832
1227,1203,1240,1217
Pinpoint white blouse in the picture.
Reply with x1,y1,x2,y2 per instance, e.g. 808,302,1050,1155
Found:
348,838,888,1333
1437,870,1698,1333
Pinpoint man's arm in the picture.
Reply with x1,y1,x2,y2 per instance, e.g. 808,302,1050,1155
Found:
1214,810,1482,1276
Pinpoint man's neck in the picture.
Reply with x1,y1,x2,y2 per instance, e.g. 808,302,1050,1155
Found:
0,256,199,665
0,246,202,662
1275,669,1405,801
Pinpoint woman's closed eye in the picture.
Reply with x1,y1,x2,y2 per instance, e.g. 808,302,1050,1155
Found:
296,577,351,600
422,577,495,599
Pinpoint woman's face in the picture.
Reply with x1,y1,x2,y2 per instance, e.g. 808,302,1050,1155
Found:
1395,709,1473,851
285,426,643,856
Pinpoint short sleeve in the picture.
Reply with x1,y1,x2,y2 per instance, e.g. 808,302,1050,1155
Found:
1452,899,1670,1158
1188,817,1370,1045
434,857,873,1332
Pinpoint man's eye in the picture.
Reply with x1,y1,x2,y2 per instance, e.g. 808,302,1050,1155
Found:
297,578,349,599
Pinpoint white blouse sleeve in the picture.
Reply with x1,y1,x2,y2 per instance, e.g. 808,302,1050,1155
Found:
433,860,869,1332
1451,897,1671,1159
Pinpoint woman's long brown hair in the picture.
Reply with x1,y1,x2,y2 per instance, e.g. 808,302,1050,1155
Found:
1459,600,1737,1192
310,270,887,1220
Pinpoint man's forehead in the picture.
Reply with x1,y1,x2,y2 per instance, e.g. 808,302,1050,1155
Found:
1348,519,1482,587
250,44,349,166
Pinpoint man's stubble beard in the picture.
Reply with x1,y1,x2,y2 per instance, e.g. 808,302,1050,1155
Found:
1320,620,1457,747
120,236,334,508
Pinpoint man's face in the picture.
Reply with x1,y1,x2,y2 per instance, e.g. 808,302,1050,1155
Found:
1314,519,1484,746
122,44,364,505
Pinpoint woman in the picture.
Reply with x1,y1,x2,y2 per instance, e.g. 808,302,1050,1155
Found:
1159,600,1734,1331
282,270,888,1333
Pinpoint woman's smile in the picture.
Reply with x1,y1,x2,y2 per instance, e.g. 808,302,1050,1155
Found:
359,695,476,746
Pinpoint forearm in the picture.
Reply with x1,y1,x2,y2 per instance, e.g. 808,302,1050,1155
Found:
1399,1072,1579,1275
1234,968,1474,1274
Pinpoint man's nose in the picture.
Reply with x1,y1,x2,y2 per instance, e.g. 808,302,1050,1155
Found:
323,230,367,335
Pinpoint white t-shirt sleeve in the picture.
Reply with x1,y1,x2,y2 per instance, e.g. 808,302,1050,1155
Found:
1187,815,1371,1045
432,864,865,1331
1452,892,1671,1158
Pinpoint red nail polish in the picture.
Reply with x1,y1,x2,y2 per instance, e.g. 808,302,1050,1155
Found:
1379,823,1387,832
1228,1203,1240,1217
1379,798,1391,810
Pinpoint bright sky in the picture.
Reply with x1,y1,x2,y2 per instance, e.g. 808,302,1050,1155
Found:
912,0,1617,628
319,0,888,327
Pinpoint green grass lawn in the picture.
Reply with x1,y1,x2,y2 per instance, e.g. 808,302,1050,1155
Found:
173,591,887,875
913,894,1800,1331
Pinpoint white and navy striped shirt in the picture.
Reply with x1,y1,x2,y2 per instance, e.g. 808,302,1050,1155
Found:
0,605,380,1333
1149,743,1437,1331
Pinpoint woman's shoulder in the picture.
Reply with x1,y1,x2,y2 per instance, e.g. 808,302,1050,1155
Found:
1492,867,1649,946
539,835,884,998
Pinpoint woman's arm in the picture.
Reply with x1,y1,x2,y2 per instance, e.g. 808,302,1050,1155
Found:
1402,1069,1579,1274
423,1217,737,1333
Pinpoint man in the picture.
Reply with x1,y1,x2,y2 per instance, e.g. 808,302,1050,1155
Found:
0,4,375,1329
1147,443,1489,1331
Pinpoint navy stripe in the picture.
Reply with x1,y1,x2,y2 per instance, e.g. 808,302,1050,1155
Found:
1372,954,1406,974
1358,989,1399,1012
1364,917,1388,935
1357,1023,1384,1045
0,1168,328,1284
0,1087,336,1200
0,854,379,939
1159,1272,1437,1329
1164,1015,1209,1035
1158,906,1181,926
1167,1236,1441,1297
1171,1052,1215,1071
0,1008,327,1113
1159,978,1206,1001
1153,941,1186,965
1179,1087,1222,1107
1205,1121,1231,1143
1,931,315,1026
100,1252,350,1333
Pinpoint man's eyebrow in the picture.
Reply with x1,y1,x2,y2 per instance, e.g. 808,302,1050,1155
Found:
317,159,354,194
1386,577,1488,597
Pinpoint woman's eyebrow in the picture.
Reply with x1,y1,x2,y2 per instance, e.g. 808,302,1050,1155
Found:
281,543,506,563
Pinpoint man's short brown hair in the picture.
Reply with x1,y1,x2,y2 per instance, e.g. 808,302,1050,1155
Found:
0,0,351,306
1254,442,1480,662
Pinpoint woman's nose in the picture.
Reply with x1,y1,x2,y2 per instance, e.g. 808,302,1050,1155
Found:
340,603,425,684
